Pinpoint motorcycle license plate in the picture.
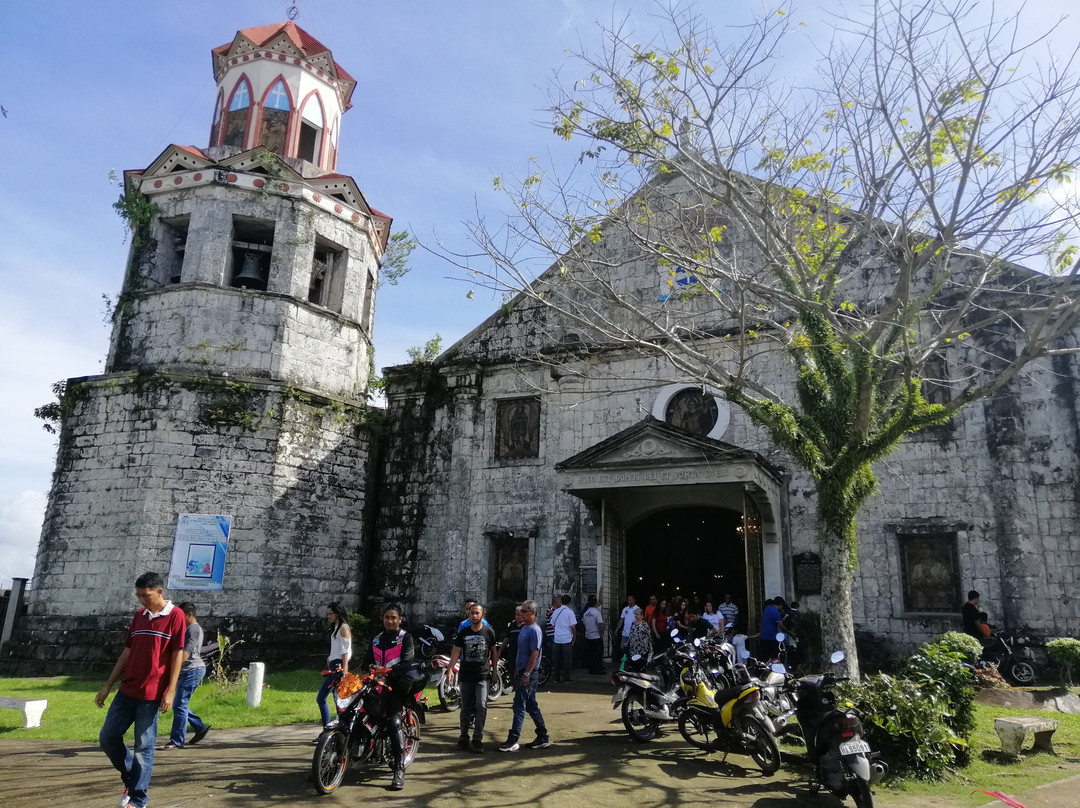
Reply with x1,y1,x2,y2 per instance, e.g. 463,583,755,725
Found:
839,740,870,755
611,686,628,707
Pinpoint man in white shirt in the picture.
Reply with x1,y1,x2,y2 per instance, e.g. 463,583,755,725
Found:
549,594,577,683
614,594,637,670
581,595,605,674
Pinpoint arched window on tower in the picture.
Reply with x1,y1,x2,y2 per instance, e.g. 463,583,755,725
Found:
259,79,291,155
224,78,252,148
210,91,224,147
298,93,324,164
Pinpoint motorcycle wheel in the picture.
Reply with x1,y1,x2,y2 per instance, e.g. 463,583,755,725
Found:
678,709,720,751
740,715,781,776
402,708,421,768
851,777,874,808
437,675,461,712
311,729,349,795
487,667,504,702
538,656,552,686
621,690,659,743
1008,661,1035,686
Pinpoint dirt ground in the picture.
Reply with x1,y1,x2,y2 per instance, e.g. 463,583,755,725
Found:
1,680,1078,808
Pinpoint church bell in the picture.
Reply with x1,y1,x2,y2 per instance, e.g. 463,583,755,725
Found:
233,251,268,290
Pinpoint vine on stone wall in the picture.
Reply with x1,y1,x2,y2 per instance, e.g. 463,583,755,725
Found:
33,380,91,434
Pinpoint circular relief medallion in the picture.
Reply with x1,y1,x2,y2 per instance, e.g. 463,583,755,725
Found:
665,389,719,436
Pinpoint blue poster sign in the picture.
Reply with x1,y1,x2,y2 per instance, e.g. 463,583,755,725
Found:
168,513,231,590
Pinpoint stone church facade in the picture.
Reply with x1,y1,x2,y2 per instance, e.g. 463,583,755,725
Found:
5,22,1079,672
374,186,1080,654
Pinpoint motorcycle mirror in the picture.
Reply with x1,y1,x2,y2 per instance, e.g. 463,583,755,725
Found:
771,663,787,673
775,632,786,642
693,638,703,647
630,654,642,661
830,650,846,664
670,629,680,638
738,650,750,660
431,627,444,642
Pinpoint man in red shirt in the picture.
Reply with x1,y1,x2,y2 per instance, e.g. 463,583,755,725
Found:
96,572,186,808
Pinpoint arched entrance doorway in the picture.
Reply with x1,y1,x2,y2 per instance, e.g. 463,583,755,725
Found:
626,506,744,612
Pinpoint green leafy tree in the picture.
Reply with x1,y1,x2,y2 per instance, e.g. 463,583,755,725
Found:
406,334,443,364
447,1,1080,674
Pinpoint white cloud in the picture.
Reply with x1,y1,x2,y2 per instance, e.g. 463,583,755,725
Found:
0,490,45,586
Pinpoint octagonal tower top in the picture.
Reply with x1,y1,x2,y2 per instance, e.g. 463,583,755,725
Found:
208,22,356,172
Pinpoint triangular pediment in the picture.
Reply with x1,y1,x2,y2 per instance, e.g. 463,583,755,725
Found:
142,145,212,179
556,417,781,479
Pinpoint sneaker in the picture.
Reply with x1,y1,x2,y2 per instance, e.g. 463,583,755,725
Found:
390,768,405,790
530,737,551,749
456,736,470,751
471,739,484,753
189,724,211,745
498,741,520,752
156,742,181,750
117,789,129,808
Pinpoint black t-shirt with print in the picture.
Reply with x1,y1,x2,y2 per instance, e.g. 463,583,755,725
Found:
453,624,497,682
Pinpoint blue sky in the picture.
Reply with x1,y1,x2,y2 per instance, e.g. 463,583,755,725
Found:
1,0,1077,586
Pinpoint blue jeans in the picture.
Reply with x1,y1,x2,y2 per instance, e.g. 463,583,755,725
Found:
506,670,547,744
99,690,160,808
316,663,343,725
169,666,207,746
459,676,489,742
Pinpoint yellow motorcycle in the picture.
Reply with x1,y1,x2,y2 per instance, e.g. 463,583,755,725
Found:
676,661,781,775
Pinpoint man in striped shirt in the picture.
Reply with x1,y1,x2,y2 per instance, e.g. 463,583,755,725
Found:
96,571,186,808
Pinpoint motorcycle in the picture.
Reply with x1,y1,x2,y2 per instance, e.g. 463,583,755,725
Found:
979,634,1036,685
311,667,424,795
787,649,887,807
744,653,798,739
611,640,693,742
414,624,451,659
430,653,504,709
430,654,461,712
675,654,781,775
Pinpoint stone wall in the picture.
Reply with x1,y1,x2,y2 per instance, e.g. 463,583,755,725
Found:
7,370,377,671
376,337,1080,655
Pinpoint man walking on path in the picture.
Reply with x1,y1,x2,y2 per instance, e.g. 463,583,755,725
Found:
160,602,210,749
96,571,186,808
549,594,577,683
448,602,498,752
499,600,549,752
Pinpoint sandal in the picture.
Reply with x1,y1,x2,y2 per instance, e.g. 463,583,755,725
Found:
157,743,182,750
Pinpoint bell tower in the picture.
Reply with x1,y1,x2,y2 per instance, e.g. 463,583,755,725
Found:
12,23,389,672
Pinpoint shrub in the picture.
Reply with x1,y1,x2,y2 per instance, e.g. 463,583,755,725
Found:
903,642,977,742
346,612,374,653
1046,638,1080,686
934,632,983,664
837,673,961,780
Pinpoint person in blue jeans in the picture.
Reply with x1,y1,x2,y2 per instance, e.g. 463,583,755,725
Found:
96,571,186,808
498,599,549,752
316,602,352,729
160,602,210,749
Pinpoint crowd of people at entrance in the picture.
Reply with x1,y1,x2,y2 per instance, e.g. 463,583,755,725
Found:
92,572,812,805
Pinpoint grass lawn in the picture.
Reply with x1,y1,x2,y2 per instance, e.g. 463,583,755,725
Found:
0,669,440,743
880,701,1080,804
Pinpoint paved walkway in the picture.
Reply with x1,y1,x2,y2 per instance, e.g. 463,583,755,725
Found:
1,681,1078,807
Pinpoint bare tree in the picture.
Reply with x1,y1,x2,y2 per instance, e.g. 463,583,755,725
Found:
443,0,1080,672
